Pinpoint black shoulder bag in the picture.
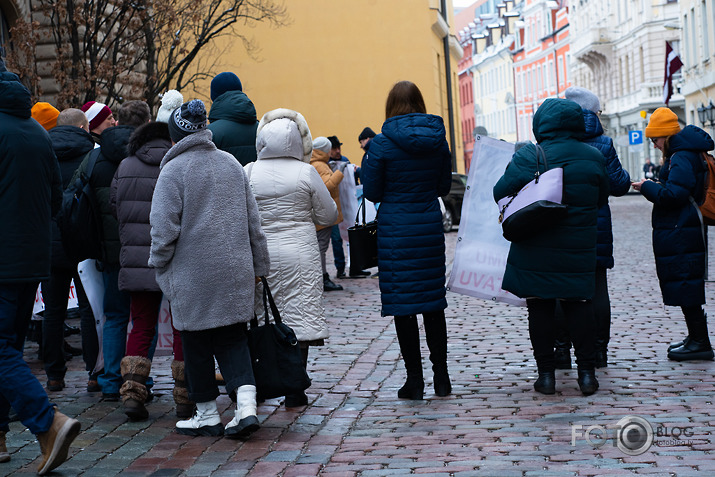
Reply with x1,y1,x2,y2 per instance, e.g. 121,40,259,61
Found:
248,277,311,400
347,198,378,271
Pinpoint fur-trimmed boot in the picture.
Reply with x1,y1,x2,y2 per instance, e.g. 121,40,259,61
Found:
0,430,10,463
120,356,152,420
171,360,195,419
225,385,260,439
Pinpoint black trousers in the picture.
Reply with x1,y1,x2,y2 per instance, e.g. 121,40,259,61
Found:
181,322,255,403
41,267,96,380
555,267,610,350
527,298,596,372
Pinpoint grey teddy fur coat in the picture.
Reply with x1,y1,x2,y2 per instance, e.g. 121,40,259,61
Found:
149,129,270,331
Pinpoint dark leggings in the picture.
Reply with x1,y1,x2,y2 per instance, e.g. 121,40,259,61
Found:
527,299,596,372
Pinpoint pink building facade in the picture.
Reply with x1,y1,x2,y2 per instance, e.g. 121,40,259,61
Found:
512,0,570,141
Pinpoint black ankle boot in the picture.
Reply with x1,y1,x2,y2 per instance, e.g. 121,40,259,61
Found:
398,376,424,400
667,339,714,361
554,347,572,369
433,372,451,397
669,308,714,361
577,370,599,395
595,349,608,368
284,392,309,407
534,371,555,394
668,336,690,351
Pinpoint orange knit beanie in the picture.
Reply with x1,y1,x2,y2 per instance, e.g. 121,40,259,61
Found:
31,102,60,131
645,107,681,137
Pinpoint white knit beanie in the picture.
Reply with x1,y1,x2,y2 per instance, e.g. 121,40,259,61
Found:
156,90,184,123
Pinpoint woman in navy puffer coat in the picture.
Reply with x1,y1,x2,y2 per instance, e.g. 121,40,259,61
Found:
634,107,714,361
362,81,452,400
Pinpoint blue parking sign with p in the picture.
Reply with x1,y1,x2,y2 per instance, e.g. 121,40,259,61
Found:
629,130,643,145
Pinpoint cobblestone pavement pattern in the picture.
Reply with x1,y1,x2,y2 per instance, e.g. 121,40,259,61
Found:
3,195,715,476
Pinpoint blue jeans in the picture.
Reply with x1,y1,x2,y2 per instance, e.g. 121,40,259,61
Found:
330,225,345,274
0,282,55,433
97,264,130,395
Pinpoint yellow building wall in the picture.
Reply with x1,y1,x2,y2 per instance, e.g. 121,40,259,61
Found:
194,0,463,170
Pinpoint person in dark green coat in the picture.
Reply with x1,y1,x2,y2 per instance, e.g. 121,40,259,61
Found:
494,98,609,396
207,72,259,166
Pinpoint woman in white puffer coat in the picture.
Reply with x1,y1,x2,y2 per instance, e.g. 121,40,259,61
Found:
245,108,338,407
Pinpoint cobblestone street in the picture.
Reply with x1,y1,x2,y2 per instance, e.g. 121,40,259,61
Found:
4,194,715,476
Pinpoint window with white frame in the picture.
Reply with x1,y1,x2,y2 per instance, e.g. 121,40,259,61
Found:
683,13,691,67
536,64,541,96
701,1,709,60
690,8,697,65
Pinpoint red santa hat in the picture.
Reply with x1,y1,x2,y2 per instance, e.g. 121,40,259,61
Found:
81,101,113,131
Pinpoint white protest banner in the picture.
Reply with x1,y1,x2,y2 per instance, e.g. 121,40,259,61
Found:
33,281,80,314
447,135,526,307
78,259,106,373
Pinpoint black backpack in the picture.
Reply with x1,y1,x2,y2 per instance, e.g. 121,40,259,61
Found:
58,149,105,262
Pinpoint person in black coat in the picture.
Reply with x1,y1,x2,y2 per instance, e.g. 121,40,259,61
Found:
494,98,609,396
362,81,452,400
0,55,81,474
633,107,714,361
554,88,631,369
42,108,99,393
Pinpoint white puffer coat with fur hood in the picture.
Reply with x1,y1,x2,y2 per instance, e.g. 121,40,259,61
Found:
245,109,338,342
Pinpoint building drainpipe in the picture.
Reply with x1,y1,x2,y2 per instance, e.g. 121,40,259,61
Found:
441,0,458,171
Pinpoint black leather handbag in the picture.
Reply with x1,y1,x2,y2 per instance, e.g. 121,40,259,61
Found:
347,198,378,271
248,277,311,400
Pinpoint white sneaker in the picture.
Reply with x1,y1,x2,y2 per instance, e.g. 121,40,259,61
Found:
176,400,223,436
225,385,259,439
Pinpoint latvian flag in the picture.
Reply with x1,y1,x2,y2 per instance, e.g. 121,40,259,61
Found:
663,41,683,106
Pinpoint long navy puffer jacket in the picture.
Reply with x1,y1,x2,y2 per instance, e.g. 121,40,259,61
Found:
581,109,631,269
362,113,452,317
640,125,714,307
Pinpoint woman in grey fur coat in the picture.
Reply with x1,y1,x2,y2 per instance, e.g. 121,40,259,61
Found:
149,100,270,439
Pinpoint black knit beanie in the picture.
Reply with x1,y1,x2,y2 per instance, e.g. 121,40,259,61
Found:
168,99,207,143
358,127,376,141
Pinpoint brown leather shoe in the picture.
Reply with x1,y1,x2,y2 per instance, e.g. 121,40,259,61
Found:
36,410,81,475
0,430,10,463
47,380,65,392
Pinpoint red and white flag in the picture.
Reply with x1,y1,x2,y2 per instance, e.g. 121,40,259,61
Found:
663,41,683,106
